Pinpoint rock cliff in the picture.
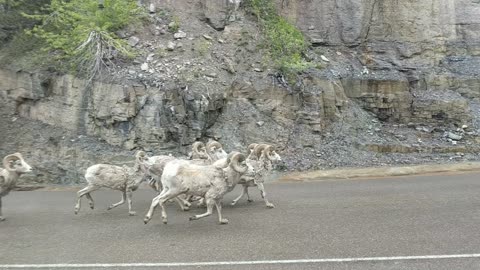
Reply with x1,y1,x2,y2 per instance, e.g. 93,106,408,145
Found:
1,0,479,183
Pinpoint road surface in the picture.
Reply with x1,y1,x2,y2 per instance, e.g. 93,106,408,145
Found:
1,173,480,269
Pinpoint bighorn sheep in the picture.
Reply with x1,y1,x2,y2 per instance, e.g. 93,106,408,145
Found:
144,141,218,210
146,141,212,192
187,142,209,160
231,144,281,208
206,140,228,162
74,151,151,216
0,153,33,221
144,152,253,225
148,141,227,201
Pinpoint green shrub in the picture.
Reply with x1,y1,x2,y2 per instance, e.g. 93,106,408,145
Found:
168,15,180,33
246,0,311,84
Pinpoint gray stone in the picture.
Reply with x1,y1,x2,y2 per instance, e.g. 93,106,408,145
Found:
149,3,156,13
205,73,218,78
448,132,463,141
147,54,155,62
167,41,176,51
127,36,140,47
174,31,187,39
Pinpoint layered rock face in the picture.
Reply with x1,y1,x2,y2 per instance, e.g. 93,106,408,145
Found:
1,0,480,183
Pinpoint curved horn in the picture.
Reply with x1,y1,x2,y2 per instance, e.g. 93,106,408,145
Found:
3,153,22,172
252,144,269,159
135,150,146,159
230,152,247,173
206,141,222,151
192,142,205,153
263,145,274,155
247,143,258,153
135,151,150,165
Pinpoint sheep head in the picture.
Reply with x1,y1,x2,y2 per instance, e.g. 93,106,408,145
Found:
134,151,151,172
229,152,253,175
251,144,269,160
263,145,282,163
192,142,208,159
206,141,227,161
2,153,32,174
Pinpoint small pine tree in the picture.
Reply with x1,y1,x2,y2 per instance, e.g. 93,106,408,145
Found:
23,0,144,82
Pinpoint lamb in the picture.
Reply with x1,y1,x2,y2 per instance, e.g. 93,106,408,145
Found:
143,152,253,225
74,151,151,216
231,144,281,208
0,153,33,221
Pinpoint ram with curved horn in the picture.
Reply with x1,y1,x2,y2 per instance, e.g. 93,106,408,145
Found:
144,141,213,209
231,144,281,208
144,152,253,225
0,153,33,221
206,140,228,162
188,142,209,160
74,151,155,216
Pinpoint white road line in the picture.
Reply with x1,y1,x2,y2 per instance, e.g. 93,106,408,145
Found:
1,254,480,268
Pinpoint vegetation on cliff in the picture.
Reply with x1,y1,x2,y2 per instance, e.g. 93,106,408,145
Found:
21,0,144,82
246,0,311,84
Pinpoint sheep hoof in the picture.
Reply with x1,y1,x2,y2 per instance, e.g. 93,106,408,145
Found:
90,205,94,210
74,208,79,215
0,216,5,222
189,216,197,221
129,211,136,216
143,217,150,224
230,201,237,206
266,203,275,208
182,207,190,212
220,219,229,225
162,218,168,224
184,202,192,207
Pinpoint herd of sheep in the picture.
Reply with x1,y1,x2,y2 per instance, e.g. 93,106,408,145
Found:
0,141,282,224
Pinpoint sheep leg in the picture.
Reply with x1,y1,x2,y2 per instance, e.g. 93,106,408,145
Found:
107,191,126,211
196,197,206,207
85,193,95,209
75,185,99,214
158,190,184,224
126,190,136,216
174,197,190,211
215,200,228,224
144,194,162,224
144,189,181,224
231,185,248,206
189,198,214,221
246,186,253,202
0,197,4,221
257,183,275,208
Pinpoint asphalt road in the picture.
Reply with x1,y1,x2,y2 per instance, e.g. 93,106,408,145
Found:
1,173,480,269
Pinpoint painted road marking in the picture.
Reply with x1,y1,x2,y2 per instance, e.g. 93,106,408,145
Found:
1,254,480,268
